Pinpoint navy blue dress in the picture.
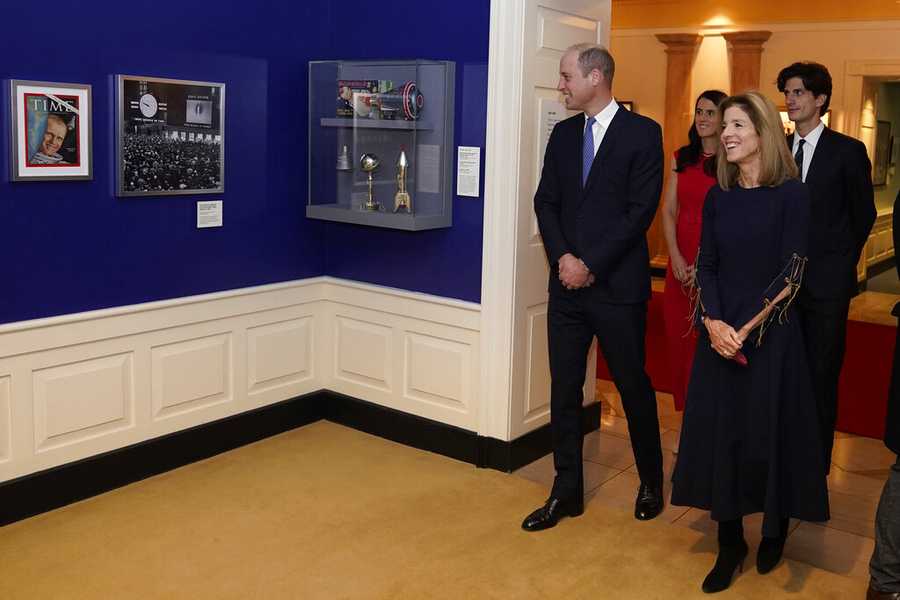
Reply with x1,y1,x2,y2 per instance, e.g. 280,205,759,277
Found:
671,179,830,537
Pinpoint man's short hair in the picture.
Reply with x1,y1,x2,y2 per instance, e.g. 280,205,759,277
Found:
46,113,68,128
568,43,615,88
776,61,832,115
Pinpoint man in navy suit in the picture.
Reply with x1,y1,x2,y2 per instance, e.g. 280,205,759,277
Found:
777,62,876,474
523,43,664,531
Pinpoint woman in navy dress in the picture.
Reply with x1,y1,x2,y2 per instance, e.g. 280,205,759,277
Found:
671,91,829,594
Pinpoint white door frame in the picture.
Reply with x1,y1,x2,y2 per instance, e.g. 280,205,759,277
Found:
480,0,610,441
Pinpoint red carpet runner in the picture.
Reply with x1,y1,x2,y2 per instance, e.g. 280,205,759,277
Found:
597,291,894,439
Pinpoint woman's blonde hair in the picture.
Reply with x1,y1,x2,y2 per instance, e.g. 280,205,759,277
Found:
716,91,798,190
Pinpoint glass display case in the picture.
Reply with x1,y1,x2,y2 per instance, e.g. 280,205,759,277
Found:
307,59,455,230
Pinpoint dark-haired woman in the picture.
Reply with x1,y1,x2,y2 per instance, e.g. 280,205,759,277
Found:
662,90,727,414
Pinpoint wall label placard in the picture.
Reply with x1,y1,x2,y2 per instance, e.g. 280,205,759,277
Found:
197,200,223,228
456,146,481,198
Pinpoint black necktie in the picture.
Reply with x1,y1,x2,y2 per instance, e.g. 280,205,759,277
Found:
794,138,805,179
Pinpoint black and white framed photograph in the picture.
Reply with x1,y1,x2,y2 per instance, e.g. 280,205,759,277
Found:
116,75,224,196
9,80,93,181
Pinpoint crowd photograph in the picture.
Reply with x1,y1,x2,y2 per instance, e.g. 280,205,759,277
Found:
120,134,221,193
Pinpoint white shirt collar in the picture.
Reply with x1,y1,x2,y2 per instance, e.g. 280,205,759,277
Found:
585,99,619,130
796,120,825,149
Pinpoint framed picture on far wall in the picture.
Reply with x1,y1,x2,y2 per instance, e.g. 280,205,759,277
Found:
116,75,225,197
8,80,93,181
779,108,831,136
873,120,892,187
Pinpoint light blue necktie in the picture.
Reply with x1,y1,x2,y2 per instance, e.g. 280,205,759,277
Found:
583,116,596,187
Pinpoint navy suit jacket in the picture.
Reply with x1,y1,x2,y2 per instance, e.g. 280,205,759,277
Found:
789,127,876,301
534,106,663,304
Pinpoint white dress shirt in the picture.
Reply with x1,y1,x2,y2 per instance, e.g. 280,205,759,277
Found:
791,120,825,182
584,99,620,158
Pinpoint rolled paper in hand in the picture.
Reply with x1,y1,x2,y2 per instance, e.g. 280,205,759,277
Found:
730,256,806,367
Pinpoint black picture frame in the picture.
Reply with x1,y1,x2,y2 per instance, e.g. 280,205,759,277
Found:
116,75,225,197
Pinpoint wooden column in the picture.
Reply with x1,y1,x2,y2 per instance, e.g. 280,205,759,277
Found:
650,34,702,268
722,31,772,94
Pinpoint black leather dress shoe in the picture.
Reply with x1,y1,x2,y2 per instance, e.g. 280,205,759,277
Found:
634,483,664,520
867,584,900,599
521,497,584,531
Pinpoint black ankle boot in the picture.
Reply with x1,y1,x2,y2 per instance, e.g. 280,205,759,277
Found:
757,518,789,574
702,540,748,593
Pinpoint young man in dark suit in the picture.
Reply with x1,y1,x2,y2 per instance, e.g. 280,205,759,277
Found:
777,62,876,474
523,43,664,531
867,191,900,600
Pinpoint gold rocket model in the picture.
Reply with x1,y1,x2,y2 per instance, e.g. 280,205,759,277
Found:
393,147,412,213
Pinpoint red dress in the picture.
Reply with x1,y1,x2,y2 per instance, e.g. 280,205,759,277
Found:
663,153,716,411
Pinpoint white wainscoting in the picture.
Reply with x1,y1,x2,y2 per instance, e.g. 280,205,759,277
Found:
0,277,482,483
0,376,12,463
320,280,481,431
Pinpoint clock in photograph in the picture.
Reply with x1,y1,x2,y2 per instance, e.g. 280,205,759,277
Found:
139,93,158,118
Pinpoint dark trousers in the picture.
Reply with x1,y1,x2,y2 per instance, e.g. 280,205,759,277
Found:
870,455,900,593
547,292,663,499
798,297,850,472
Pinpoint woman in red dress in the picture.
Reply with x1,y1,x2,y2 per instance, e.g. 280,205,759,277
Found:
662,90,727,413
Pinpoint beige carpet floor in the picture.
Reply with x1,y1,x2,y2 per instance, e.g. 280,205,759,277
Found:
0,421,867,599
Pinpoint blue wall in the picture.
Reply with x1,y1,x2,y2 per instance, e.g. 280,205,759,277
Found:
0,1,488,325
319,2,489,303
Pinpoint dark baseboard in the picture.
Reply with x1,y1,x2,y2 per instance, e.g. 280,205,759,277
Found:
859,257,896,293
323,389,601,472
323,390,480,464
0,393,323,527
869,257,896,279
477,402,602,472
0,391,602,526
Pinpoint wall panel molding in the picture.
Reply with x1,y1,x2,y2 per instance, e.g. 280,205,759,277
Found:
334,315,393,392
33,352,135,452
404,331,471,413
0,376,11,463
524,306,550,422
0,277,483,483
247,317,314,394
151,333,232,420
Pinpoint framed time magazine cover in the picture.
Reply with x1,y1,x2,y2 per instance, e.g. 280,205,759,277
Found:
116,75,225,196
9,80,93,181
